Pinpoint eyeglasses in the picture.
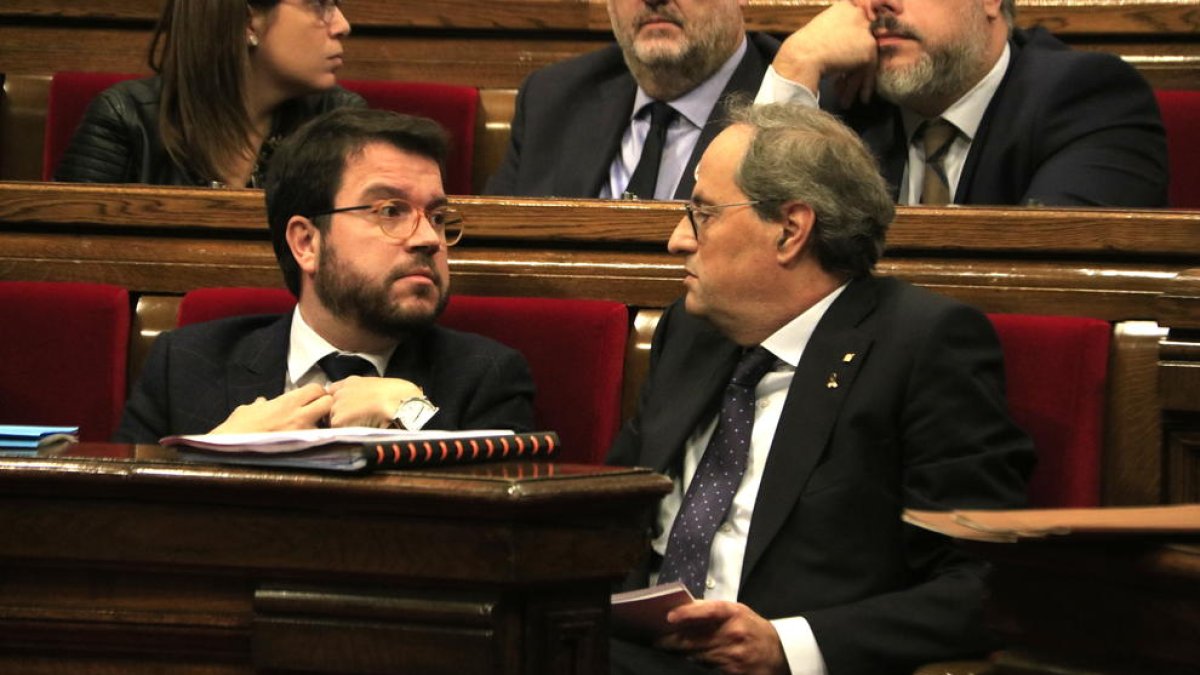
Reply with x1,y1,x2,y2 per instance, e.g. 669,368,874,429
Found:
299,0,343,24
683,200,763,238
309,198,465,246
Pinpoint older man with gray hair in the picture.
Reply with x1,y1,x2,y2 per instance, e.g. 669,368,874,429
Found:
608,101,1033,674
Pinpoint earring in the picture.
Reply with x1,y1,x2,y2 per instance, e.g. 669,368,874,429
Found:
248,34,259,47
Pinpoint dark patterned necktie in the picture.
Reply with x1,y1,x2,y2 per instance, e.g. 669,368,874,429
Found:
624,101,677,200
657,346,779,597
317,353,377,382
919,117,958,205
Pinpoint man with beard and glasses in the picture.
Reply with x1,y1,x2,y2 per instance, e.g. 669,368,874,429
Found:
756,0,1166,207
485,0,778,200
115,108,535,443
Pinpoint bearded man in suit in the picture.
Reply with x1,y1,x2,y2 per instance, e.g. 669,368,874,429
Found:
757,0,1166,206
486,0,778,201
117,108,534,442
608,101,1034,674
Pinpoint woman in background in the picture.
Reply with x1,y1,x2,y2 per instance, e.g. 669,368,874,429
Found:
56,0,363,187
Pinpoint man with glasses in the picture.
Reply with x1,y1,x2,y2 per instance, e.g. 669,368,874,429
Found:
608,102,1033,674
116,108,535,442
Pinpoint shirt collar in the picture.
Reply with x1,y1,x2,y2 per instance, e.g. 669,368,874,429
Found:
759,282,849,368
902,42,1011,144
631,35,748,130
287,306,396,386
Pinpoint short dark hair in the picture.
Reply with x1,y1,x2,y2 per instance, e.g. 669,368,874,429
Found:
726,100,894,278
264,107,449,295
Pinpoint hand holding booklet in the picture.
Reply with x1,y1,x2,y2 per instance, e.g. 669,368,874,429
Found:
161,427,560,472
610,581,695,638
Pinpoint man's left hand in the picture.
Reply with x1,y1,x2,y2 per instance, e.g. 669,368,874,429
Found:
326,376,424,428
657,600,788,675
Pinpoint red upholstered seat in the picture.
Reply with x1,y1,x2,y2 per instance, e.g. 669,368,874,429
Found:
439,295,629,464
43,72,479,194
1155,89,1200,209
339,79,478,195
42,71,139,180
176,289,628,464
177,286,295,327
0,281,130,441
987,313,1110,507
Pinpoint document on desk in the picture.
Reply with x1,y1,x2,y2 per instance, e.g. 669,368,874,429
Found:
161,428,561,471
0,425,79,452
611,581,695,638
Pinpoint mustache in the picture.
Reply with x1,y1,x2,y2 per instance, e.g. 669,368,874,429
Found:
870,13,922,42
387,253,442,286
635,7,684,30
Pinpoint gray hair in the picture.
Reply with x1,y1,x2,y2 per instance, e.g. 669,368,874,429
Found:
1001,0,1016,26
727,100,894,278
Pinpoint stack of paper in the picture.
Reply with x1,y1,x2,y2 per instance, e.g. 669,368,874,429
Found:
0,425,79,452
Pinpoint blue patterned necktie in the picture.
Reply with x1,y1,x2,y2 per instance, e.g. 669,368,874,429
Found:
658,346,779,597
317,353,377,382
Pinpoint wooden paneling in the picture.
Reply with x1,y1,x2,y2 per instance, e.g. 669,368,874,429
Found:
2,183,1200,507
0,1,1196,88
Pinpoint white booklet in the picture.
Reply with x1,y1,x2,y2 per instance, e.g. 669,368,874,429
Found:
611,581,695,638
161,427,512,454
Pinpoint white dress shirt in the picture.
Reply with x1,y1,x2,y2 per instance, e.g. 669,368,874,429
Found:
602,37,748,200
285,306,395,391
651,284,847,675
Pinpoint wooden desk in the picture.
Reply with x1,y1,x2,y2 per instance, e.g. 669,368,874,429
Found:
973,538,1200,674
0,444,672,674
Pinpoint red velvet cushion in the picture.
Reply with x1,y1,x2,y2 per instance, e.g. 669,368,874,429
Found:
0,281,130,441
339,79,478,195
177,287,296,327
43,71,140,180
177,289,629,464
440,296,629,464
1155,89,1200,209
987,313,1110,507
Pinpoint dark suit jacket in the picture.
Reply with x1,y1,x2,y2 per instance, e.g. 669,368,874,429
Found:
485,33,779,199
829,27,1167,206
115,313,536,443
607,276,1035,675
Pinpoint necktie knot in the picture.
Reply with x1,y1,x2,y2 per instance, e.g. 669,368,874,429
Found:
730,346,778,387
318,353,377,382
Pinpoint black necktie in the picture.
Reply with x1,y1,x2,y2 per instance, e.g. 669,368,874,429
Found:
657,346,779,597
624,101,676,200
317,353,377,382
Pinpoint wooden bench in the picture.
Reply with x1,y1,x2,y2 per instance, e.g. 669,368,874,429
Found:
1,181,1198,506
3,0,1198,184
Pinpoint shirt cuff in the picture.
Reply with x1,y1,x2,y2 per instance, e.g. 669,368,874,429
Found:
772,616,829,675
755,65,821,108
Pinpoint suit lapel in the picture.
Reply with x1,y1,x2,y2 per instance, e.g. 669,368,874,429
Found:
554,73,637,197
956,35,1021,205
226,314,291,408
675,35,775,199
740,278,880,582
643,325,741,474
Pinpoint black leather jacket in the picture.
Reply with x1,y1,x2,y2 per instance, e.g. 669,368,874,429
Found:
54,76,365,187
